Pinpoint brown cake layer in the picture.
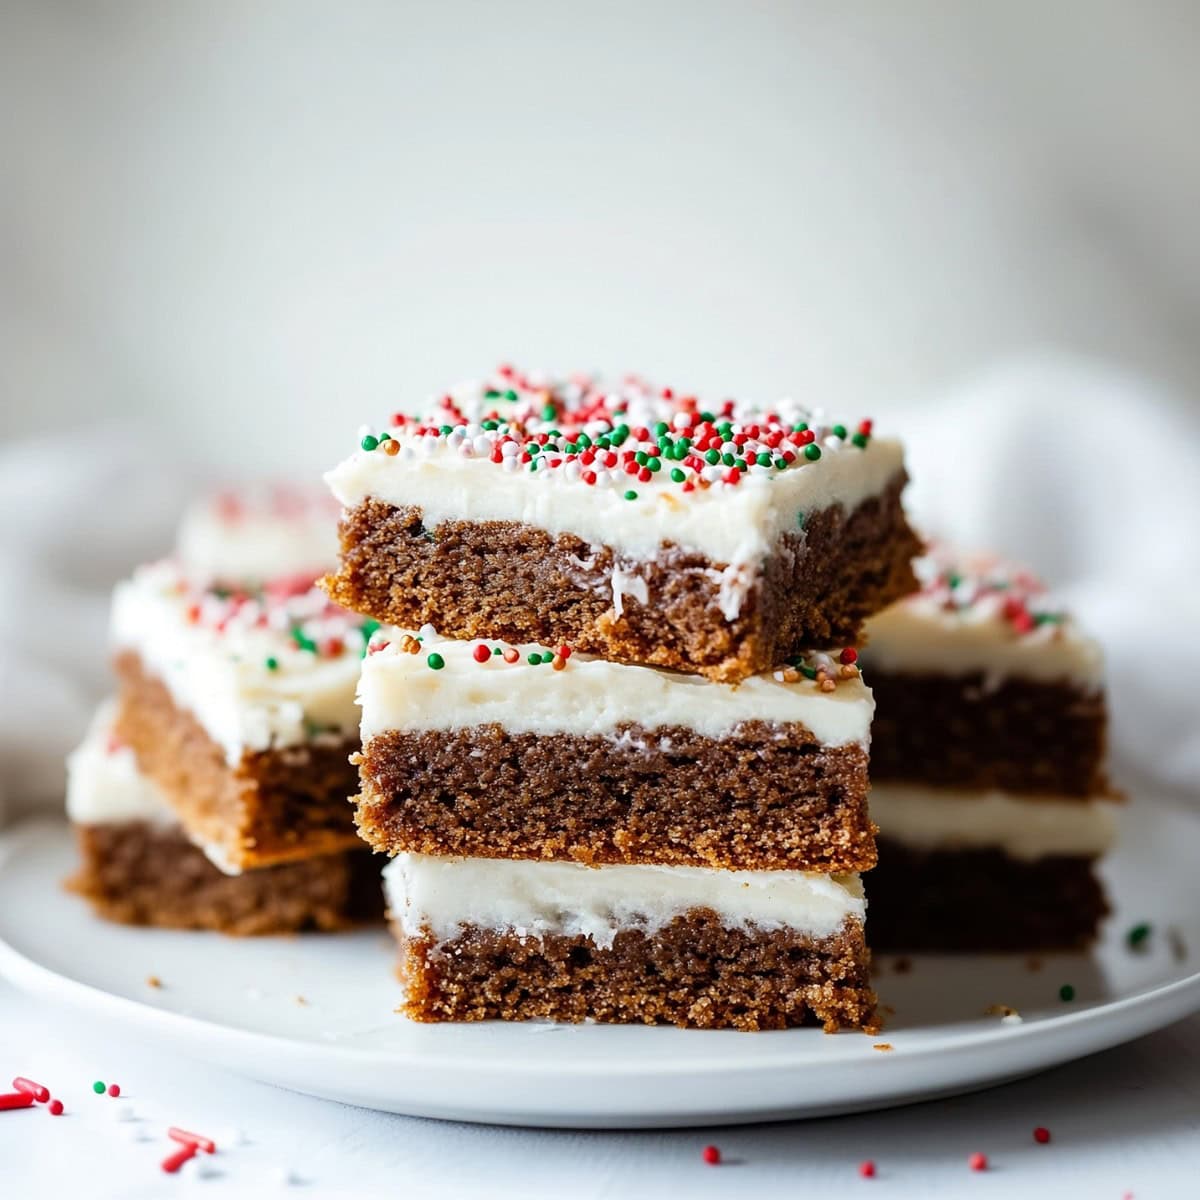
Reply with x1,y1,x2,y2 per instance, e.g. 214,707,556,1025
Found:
113,651,362,870
867,670,1109,796
69,822,383,935
324,475,920,683
866,838,1109,952
357,723,875,872
398,912,875,1031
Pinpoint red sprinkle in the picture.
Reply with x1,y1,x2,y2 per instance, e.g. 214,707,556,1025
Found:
161,1145,198,1174
968,1152,988,1172
1033,1126,1051,1144
701,1145,721,1166
107,1083,120,1098
0,1092,36,1111
169,1126,216,1154
858,1160,876,1178
502,647,520,664
839,648,858,665
559,645,573,659
48,1099,64,1116
12,1077,49,1103
472,644,491,663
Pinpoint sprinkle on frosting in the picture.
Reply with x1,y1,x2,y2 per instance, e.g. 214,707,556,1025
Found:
907,543,1069,638
352,366,876,502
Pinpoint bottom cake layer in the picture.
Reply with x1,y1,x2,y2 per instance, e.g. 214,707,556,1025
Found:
867,838,1109,952
69,821,384,935
385,854,876,1031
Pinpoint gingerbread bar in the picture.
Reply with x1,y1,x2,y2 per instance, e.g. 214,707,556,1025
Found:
860,544,1117,951
109,559,371,870
324,368,920,682
386,854,874,1031
356,629,877,873
67,706,381,934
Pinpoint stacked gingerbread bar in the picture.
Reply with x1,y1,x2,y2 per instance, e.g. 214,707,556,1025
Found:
325,368,922,1029
68,485,383,934
861,543,1118,951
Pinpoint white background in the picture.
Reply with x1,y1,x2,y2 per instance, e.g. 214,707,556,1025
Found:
3,3,1200,1195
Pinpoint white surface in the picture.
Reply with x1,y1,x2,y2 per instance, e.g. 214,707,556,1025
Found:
360,631,872,747
385,854,864,948
2,796,1199,1133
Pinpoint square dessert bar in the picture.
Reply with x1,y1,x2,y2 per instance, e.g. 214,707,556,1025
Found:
356,629,877,873
385,855,875,1032
859,544,1117,951
324,368,921,683
67,706,382,934
109,560,374,871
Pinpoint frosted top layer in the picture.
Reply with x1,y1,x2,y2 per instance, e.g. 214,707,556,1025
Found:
359,627,874,748
870,783,1116,861
862,543,1104,688
385,853,865,950
111,561,373,763
327,366,904,567
66,703,175,827
177,482,340,587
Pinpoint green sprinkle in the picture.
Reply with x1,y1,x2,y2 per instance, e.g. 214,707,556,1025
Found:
612,423,630,444
1058,983,1076,1002
503,388,518,402
492,646,503,656
635,450,648,466
676,436,691,451
577,433,591,449
832,423,847,439
92,1080,106,1094
852,432,869,448
717,421,732,438
360,618,381,641
646,457,661,473
722,452,735,467
378,431,391,442
804,444,822,461
735,457,748,471
699,410,715,423
264,656,279,671
291,627,317,654
670,468,685,483
1127,922,1153,949
526,651,542,665
775,456,788,469
799,665,818,680
484,388,502,399
360,434,379,452
623,489,638,501
756,452,772,467
792,422,809,433
705,449,721,465
541,403,557,421
654,421,669,436
439,424,453,435
797,511,805,528
526,443,540,456
426,652,445,670
1035,612,1066,625
481,419,499,430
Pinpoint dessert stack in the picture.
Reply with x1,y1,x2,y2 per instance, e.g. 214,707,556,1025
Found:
324,368,922,1029
67,486,383,934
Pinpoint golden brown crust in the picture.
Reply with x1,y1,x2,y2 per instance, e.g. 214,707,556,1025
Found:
397,912,875,1031
323,475,920,683
113,652,362,870
68,822,383,935
358,722,875,872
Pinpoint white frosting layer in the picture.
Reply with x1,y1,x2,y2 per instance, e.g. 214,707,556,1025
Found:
384,853,865,950
359,630,874,748
177,483,339,586
111,562,368,763
328,435,903,572
870,783,1117,861
66,703,176,828
862,547,1104,689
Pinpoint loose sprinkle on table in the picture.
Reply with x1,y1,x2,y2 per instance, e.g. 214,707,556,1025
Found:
48,1099,64,1116
701,1145,721,1166
92,1080,106,1094
968,1152,988,1172
1033,1126,1051,1144
107,1083,121,1098
859,1160,877,1178
1059,983,1076,1002
1127,922,1152,949
12,1078,49,1102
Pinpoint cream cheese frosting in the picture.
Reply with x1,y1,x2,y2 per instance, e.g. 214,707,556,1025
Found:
177,483,339,586
111,561,372,763
66,702,176,828
862,543,1104,689
358,627,874,748
384,853,865,950
870,783,1117,860
326,369,905,608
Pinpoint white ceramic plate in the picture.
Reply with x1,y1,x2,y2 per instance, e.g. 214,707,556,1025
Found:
1,801,1199,1129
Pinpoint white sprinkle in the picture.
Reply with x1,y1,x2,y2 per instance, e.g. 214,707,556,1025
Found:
472,435,492,456
500,440,519,457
